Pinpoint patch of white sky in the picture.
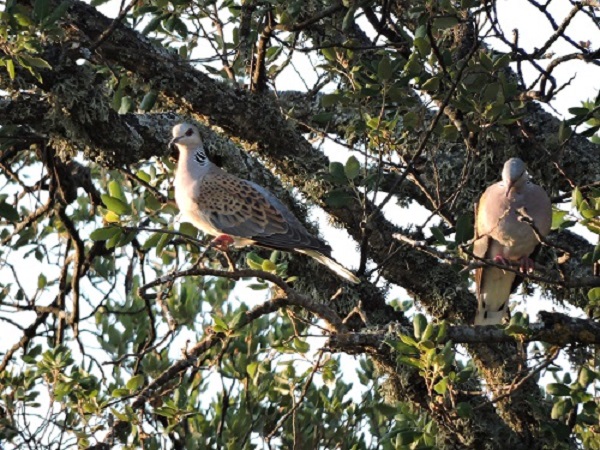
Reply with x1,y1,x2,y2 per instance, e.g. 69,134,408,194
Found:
1,1,598,443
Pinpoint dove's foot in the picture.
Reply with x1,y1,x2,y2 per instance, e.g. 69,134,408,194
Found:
519,257,535,274
211,235,236,270
212,234,234,251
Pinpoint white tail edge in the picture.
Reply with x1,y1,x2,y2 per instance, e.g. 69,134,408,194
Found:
298,249,360,284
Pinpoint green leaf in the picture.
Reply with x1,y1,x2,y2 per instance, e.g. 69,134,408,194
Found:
43,1,70,25
321,93,342,108
111,388,131,398
142,14,165,35
329,161,345,182
154,406,176,418
579,366,596,388
126,374,144,391
456,402,473,418
155,232,171,255
414,36,431,56
136,170,151,183
413,313,427,340
437,320,448,341
321,47,337,62
341,5,356,32
403,54,422,77
388,338,418,355
396,430,420,445
482,83,500,103
377,56,392,81
579,125,600,137
312,112,334,124
558,121,572,142
90,0,113,5
106,228,123,249
403,111,419,130
551,398,572,419
103,211,120,224
455,214,473,244
34,0,50,21
568,107,590,117
14,13,34,27
551,208,570,230
246,361,259,379
324,188,354,208
421,76,439,91
246,252,264,270
293,338,310,353
118,96,134,115
480,52,493,71
434,377,448,394
37,273,47,289
139,90,158,111
546,383,571,396
399,334,418,348
366,116,380,129
20,55,51,70
0,201,19,221
421,323,435,342
433,16,459,30
572,187,583,209
6,59,15,80
142,232,162,250
261,259,276,272
493,54,511,70
588,287,600,304
212,315,228,333
430,226,447,244
90,227,121,241
101,194,131,215
414,25,427,39
397,356,422,369
108,180,126,202
344,156,360,180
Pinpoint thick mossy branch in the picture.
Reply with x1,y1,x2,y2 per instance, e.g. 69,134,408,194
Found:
329,312,600,348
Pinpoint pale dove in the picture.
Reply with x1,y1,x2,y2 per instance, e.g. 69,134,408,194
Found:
473,158,551,325
170,123,359,284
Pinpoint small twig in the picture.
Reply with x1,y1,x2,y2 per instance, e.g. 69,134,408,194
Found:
368,33,481,219
392,233,600,289
0,198,53,246
265,350,324,441
88,0,138,53
138,267,345,330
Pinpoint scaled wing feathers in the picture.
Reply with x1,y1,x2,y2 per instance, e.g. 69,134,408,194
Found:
197,171,329,253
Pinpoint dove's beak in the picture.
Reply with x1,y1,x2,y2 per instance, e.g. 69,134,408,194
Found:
169,136,181,148
168,136,181,160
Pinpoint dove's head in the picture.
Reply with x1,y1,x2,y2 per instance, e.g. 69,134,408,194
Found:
170,123,202,149
502,157,528,196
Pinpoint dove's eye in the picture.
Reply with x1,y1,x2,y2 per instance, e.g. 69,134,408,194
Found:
185,128,193,136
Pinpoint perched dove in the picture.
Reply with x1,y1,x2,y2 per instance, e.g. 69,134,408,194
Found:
473,158,551,325
170,123,359,284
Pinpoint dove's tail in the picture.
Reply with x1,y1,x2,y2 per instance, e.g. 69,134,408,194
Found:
474,267,515,325
297,249,360,284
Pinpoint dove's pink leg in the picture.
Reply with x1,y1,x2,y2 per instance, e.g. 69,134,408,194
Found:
212,234,235,251
493,255,510,265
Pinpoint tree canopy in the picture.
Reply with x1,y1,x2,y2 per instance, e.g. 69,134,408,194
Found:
0,0,599,448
